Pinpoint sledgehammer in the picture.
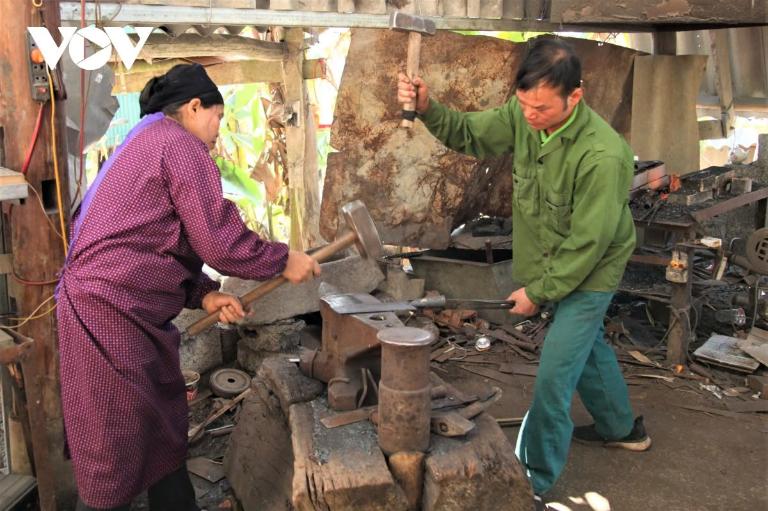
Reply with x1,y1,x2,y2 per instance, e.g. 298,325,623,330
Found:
186,200,383,336
390,11,436,128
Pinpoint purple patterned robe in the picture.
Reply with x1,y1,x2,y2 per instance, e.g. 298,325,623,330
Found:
56,115,288,507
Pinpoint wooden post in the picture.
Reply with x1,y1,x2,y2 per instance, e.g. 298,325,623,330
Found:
666,245,694,366
281,27,323,250
709,29,737,138
0,0,76,508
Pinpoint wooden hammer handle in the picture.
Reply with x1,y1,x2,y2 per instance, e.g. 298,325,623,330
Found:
186,230,359,336
401,31,422,129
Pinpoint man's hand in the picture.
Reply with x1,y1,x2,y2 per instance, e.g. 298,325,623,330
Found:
397,72,430,114
202,291,245,324
282,250,321,284
508,287,539,317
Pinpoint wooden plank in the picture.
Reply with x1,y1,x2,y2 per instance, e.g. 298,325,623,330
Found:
0,167,28,201
0,0,76,508
691,186,768,223
138,33,286,61
0,474,36,509
112,58,326,94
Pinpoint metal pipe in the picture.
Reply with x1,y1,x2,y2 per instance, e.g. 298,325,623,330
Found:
377,327,434,455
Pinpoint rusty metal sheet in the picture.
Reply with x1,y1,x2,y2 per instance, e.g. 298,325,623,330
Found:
551,0,767,25
321,29,641,247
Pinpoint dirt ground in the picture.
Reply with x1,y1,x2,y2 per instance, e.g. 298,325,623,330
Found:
440,362,768,511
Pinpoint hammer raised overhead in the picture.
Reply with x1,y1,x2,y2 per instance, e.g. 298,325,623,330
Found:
390,11,436,128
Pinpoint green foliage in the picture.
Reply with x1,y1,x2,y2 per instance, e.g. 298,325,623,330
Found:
215,84,288,242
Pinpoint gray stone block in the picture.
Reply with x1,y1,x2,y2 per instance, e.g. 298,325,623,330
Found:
237,344,267,374
239,320,305,353
222,254,384,326
173,308,223,374
378,264,425,301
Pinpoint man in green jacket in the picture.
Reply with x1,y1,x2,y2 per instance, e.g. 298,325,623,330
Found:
397,37,651,500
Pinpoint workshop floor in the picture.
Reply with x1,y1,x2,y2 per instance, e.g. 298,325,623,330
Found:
442,364,768,511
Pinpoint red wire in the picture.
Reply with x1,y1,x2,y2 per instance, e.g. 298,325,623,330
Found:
21,103,45,175
12,272,59,287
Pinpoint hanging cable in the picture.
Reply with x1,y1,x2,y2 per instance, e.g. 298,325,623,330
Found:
46,67,69,256
25,184,63,239
1,295,57,330
21,103,45,175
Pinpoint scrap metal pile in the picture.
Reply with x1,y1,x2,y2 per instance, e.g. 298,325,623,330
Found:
613,161,768,411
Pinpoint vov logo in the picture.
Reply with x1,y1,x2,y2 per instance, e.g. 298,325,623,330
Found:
27,26,153,71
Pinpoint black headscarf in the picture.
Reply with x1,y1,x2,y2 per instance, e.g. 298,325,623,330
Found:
139,63,224,117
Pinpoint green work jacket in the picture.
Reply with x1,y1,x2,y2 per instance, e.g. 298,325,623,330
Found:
420,97,636,304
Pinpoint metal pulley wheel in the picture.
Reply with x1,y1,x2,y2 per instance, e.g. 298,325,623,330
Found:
209,368,251,398
746,228,768,275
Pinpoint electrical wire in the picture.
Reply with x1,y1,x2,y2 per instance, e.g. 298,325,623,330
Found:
45,67,69,257
25,183,64,239
1,295,57,330
21,103,45,175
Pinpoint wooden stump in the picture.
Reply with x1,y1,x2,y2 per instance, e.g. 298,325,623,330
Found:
226,356,533,510
289,400,409,511
423,414,533,511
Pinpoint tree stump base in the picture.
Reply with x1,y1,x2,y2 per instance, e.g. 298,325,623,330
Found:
224,356,533,510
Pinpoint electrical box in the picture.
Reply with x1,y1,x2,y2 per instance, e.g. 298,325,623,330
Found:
27,33,50,103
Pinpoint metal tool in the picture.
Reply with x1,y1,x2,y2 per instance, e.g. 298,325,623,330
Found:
430,386,502,437
377,326,434,455
390,11,436,128
328,294,515,315
187,200,383,336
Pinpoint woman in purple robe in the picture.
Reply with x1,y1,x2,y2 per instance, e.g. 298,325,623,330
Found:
56,64,320,510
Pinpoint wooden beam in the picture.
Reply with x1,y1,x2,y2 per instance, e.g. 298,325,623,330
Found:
698,119,724,140
709,29,737,137
0,0,76,508
282,28,323,251
138,33,286,62
552,0,766,25
112,58,326,94
60,2,659,32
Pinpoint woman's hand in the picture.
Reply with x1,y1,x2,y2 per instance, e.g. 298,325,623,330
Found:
282,250,321,284
202,291,245,324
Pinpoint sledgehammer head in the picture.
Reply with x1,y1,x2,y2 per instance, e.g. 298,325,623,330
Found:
341,200,384,261
389,11,436,35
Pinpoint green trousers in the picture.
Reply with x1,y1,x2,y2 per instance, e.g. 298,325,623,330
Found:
515,290,634,494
